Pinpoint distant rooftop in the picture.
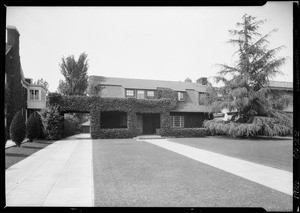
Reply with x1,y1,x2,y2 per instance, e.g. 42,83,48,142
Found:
89,76,208,93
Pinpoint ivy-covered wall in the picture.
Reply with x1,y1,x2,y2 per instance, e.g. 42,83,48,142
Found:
47,93,174,139
47,91,209,139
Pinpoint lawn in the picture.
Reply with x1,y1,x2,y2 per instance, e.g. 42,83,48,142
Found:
168,136,293,172
5,140,55,169
92,138,292,211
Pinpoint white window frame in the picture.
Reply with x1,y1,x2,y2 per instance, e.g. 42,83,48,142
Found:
147,91,155,98
178,92,184,101
137,90,145,99
170,116,184,128
29,89,40,100
126,89,134,97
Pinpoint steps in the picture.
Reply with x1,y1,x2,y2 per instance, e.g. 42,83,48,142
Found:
134,135,165,140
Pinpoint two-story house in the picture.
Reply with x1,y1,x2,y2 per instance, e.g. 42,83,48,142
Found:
5,26,47,135
88,76,211,135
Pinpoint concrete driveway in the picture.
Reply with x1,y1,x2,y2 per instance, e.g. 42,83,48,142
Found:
5,134,93,206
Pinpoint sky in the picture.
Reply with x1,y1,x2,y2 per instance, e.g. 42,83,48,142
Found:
6,2,293,92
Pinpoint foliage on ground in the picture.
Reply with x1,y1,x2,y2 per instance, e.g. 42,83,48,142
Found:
10,111,26,147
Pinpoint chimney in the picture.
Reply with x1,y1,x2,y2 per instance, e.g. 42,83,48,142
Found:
6,25,20,51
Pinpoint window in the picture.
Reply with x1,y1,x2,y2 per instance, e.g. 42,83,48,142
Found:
126,89,134,97
178,92,184,101
29,89,39,100
120,115,127,126
170,116,184,128
137,90,145,99
147,91,155,98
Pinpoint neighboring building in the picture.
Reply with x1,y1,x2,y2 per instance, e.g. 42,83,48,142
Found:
214,80,293,121
267,81,293,113
5,26,47,134
88,76,211,135
81,121,90,133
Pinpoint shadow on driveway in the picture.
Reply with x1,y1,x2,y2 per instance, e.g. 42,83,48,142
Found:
6,153,29,157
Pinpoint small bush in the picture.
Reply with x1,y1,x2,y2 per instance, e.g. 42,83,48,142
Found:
10,111,26,147
162,128,207,137
40,106,64,140
26,113,40,142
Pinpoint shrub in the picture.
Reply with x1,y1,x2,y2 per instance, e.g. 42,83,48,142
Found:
203,115,292,138
161,128,207,137
40,106,64,140
36,113,45,139
10,111,26,147
26,113,40,142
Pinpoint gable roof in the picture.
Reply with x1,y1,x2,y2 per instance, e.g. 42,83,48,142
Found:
175,102,210,113
89,76,207,93
268,81,293,90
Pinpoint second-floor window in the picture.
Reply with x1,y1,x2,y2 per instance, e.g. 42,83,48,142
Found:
178,92,184,101
137,90,145,99
30,90,39,100
126,89,134,97
147,91,155,98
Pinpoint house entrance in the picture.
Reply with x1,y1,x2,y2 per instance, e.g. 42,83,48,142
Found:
137,113,160,135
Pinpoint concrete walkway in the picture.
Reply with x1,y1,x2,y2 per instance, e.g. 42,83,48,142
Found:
5,134,94,206
141,139,293,196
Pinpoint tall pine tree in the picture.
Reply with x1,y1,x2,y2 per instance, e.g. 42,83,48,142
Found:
204,14,292,137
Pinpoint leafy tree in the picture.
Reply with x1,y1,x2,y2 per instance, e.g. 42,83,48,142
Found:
40,106,64,140
87,83,103,96
204,14,291,137
34,78,49,91
10,111,26,147
184,78,192,83
196,77,211,86
57,52,89,96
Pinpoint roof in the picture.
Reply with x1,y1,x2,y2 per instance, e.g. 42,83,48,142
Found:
5,44,12,55
175,103,211,113
268,81,293,90
89,76,207,93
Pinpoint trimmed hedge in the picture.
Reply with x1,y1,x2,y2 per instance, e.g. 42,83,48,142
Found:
162,128,207,138
26,113,40,142
10,111,26,147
